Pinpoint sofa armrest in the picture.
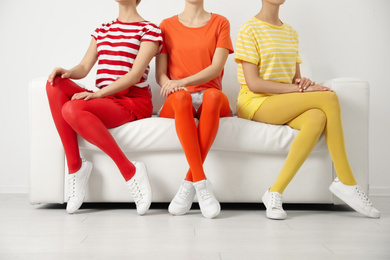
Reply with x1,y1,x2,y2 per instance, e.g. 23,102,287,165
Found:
322,78,369,193
29,78,65,204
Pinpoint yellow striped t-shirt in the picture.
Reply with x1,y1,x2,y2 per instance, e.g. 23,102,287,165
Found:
234,17,302,119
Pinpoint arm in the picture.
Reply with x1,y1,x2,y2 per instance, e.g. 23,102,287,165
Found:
73,41,160,100
242,61,331,94
156,47,230,97
48,38,98,84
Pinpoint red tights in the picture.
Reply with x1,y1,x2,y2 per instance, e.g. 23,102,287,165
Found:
159,89,232,182
46,77,137,181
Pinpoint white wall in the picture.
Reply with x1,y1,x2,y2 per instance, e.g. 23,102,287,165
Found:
0,0,389,195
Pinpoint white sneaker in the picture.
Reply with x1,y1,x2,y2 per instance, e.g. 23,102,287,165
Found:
193,179,220,219
66,159,93,214
168,180,196,216
126,162,152,215
262,189,287,220
329,177,380,218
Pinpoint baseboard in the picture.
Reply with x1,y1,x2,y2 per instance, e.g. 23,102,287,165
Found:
1,185,389,197
0,186,28,194
369,186,390,197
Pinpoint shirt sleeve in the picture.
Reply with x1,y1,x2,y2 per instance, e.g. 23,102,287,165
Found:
91,27,100,40
234,25,259,65
216,16,234,54
159,20,168,55
140,22,163,55
141,23,163,43
292,29,302,64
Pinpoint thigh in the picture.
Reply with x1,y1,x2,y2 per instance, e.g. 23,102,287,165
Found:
253,91,333,125
69,98,137,128
50,77,90,98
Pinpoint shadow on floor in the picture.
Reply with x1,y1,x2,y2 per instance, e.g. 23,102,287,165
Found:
36,202,352,212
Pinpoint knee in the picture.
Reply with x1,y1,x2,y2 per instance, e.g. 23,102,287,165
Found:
46,76,70,97
171,90,193,109
306,109,327,131
202,89,224,110
52,76,70,86
61,100,83,125
203,89,222,103
321,91,341,113
46,78,55,97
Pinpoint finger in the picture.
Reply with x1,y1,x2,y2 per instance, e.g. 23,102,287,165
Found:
161,88,168,98
72,93,84,100
161,83,169,96
162,87,169,97
48,72,56,84
303,81,311,90
298,77,306,88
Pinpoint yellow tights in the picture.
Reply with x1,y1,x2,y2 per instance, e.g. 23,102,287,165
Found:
253,91,357,193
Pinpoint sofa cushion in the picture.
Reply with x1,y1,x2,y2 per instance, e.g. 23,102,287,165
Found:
78,116,328,154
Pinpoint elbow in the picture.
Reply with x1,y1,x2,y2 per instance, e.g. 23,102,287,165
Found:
215,68,224,78
155,73,163,87
246,79,257,93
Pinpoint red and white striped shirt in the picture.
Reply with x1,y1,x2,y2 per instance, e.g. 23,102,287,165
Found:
92,19,162,90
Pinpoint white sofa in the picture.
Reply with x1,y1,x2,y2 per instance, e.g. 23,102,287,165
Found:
28,66,370,205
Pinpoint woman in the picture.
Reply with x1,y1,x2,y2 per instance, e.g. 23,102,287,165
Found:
235,0,380,219
46,0,162,215
156,0,234,218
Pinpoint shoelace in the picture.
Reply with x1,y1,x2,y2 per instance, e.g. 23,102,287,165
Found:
269,193,283,210
68,175,76,199
198,186,211,201
355,186,373,206
177,186,191,200
128,179,143,204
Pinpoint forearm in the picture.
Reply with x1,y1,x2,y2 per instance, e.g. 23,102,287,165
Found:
68,38,98,80
247,78,300,94
67,64,91,80
156,73,170,88
182,48,228,87
242,60,300,94
96,41,158,97
181,65,222,87
95,71,142,97
157,66,221,88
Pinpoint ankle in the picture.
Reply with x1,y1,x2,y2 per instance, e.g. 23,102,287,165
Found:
122,163,137,182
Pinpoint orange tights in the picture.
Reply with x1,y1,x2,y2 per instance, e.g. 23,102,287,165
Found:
160,89,231,182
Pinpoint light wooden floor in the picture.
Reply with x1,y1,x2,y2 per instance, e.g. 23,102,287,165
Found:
0,194,389,260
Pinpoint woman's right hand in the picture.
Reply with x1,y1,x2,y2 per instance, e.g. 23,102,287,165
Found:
48,67,71,85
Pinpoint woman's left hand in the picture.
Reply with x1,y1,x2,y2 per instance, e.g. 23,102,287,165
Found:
160,80,187,97
295,77,315,92
71,91,101,101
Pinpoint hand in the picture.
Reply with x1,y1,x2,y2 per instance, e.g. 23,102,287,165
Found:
295,77,315,92
160,79,187,98
48,67,71,85
304,84,333,92
71,91,101,101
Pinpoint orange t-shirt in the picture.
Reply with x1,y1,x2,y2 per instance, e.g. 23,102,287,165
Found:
160,14,234,93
